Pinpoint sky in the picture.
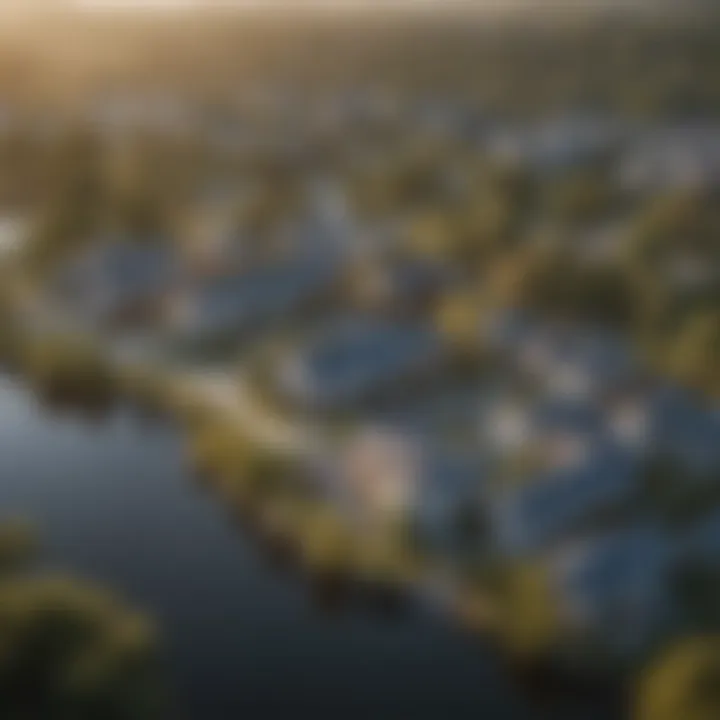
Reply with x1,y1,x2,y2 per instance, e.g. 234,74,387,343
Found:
0,0,692,19
0,0,653,10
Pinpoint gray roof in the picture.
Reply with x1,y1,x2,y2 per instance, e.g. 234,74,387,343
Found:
680,507,720,567
181,248,341,337
57,238,177,320
550,523,672,654
642,385,720,476
493,443,641,554
282,316,445,409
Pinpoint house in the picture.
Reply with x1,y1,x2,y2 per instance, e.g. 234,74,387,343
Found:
350,253,456,316
606,384,720,477
166,245,343,343
375,375,491,444
54,238,179,329
480,308,535,355
548,524,673,657
491,443,642,555
278,316,446,411
543,330,638,400
509,322,638,400
618,125,720,193
531,397,604,470
679,507,720,574
338,426,487,552
480,395,536,456
576,222,629,267
480,390,605,475
486,116,620,175
177,192,250,276
662,251,719,295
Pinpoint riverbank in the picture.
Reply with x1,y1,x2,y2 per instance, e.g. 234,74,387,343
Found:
0,373,625,719
0,284,631,707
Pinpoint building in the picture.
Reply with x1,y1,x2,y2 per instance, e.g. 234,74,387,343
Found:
54,237,179,329
679,507,720,574
480,385,603,468
338,427,487,552
166,245,343,343
606,384,720,478
618,125,720,193
480,308,535,355
491,443,642,555
486,116,620,175
548,524,673,657
350,253,456,316
510,322,638,401
278,316,446,411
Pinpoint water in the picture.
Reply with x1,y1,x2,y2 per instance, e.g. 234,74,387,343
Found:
0,375,617,719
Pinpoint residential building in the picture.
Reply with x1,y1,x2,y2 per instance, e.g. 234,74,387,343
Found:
54,238,179,329
166,246,343,342
278,316,446,411
549,524,673,656
491,443,642,555
338,426,487,552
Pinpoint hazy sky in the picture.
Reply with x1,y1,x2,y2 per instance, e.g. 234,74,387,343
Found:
0,0,675,17
6,0,641,9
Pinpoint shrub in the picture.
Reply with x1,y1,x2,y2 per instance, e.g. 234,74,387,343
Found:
22,336,117,412
494,563,560,660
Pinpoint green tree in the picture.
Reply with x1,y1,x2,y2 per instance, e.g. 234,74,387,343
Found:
496,563,559,659
0,523,162,719
635,637,720,720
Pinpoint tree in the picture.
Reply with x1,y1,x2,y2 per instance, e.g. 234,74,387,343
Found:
635,637,720,720
23,336,118,412
0,522,162,719
671,310,720,396
435,289,481,360
548,171,612,224
629,191,717,267
496,563,559,660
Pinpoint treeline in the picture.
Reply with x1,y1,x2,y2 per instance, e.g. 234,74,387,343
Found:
1,11,720,116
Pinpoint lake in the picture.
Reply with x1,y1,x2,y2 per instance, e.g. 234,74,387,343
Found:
0,375,619,719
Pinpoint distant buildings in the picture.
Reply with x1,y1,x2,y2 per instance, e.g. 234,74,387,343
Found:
486,116,622,174
618,125,720,193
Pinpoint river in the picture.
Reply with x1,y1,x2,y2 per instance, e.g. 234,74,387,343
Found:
0,375,619,719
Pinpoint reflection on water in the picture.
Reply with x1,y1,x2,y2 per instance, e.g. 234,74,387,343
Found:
0,375,618,719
